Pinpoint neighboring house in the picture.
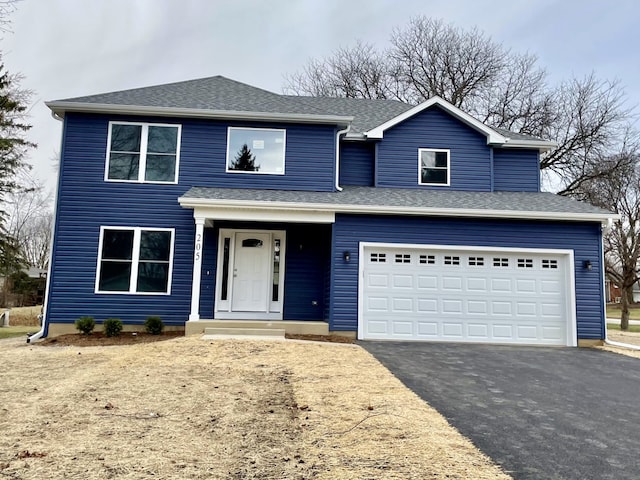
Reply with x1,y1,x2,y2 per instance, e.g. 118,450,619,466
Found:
37,76,613,346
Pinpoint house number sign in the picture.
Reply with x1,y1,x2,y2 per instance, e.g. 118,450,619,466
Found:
195,233,202,261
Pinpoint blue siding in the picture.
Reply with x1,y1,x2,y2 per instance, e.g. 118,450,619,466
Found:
330,214,604,341
493,148,540,192
45,117,195,328
194,221,331,321
376,106,491,190
339,141,375,186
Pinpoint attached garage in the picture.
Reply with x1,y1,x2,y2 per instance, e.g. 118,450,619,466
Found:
358,243,577,346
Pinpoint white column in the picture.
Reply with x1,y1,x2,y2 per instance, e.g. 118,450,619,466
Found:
188,217,206,322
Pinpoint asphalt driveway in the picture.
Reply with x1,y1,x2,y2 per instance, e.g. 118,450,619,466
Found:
361,342,640,480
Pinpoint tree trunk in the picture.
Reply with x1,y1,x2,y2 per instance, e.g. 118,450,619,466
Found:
620,285,632,331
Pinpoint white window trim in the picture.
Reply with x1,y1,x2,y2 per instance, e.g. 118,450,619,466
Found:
105,121,182,184
418,148,450,187
95,226,175,295
225,126,286,175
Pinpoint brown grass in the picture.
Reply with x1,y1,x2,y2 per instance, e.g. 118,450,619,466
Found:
600,330,640,358
6,305,41,326
0,336,509,479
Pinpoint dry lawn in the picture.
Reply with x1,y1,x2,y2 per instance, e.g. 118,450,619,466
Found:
601,330,640,358
0,336,509,479
5,305,41,326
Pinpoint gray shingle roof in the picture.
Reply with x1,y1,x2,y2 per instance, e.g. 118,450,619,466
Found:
282,95,412,134
179,186,611,220
57,76,329,116
50,76,546,141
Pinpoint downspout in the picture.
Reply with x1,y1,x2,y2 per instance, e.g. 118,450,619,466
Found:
334,125,351,192
599,218,640,350
27,110,63,342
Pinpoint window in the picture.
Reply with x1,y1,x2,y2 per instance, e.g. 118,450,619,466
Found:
444,255,460,266
419,149,450,185
518,258,534,268
469,256,484,266
370,253,386,263
226,127,286,174
419,254,435,265
493,258,509,267
542,259,558,269
106,122,180,183
96,227,174,294
395,254,411,264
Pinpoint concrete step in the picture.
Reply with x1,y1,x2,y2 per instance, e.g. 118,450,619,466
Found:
203,327,286,338
187,320,329,336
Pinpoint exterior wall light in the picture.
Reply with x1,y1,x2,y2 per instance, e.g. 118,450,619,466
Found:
583,260,592,270
343,251,351,263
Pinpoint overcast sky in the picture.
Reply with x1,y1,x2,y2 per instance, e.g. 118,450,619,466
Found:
4,0,640,193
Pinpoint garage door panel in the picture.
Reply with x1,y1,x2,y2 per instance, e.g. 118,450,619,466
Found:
362,245,571,346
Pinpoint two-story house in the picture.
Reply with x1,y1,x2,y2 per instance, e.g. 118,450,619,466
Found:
34,76,612,346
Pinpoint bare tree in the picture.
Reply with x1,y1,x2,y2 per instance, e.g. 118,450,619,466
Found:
577,152,640,330
5,171,53,269
285,41,394,99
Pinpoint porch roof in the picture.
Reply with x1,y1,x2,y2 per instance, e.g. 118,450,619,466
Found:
178,186,615,224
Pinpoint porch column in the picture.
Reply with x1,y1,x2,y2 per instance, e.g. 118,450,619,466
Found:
188,217,206,322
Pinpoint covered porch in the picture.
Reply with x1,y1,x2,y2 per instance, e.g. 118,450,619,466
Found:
179,190,336,335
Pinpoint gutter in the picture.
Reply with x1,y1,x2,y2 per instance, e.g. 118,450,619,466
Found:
334,125,351,192
45,101,354,127
178,197,616,224
27,115,64,342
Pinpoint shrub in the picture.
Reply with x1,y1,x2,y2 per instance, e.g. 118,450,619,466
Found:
145,316,164,335
103,318,123,337
75,316,95,335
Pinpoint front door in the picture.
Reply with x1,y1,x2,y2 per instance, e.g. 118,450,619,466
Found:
231,232,271,312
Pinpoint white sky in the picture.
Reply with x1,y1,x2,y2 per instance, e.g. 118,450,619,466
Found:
4,0,640,193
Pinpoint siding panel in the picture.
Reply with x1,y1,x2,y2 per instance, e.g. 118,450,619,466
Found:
339,142,375,186
493,148,540,192
376,106,491,190
330,214,604,341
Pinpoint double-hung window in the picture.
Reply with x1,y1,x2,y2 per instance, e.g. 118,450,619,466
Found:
419,148,450,186
96,227,174,294
226,127,286,174
106,122,181,183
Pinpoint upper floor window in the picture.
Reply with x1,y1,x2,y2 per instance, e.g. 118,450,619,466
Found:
226,127,286,175
96,226,174,294
106,122,181,183
419,148,450,186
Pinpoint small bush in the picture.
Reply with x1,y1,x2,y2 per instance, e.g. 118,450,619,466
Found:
145,316,164,335
75,316,95,335
103,318,123,337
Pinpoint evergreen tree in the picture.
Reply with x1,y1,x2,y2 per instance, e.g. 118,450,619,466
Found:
230,143,260,171
0,62,35,280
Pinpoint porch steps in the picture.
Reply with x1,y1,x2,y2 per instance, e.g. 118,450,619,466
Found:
187,320,329,336
203,327,286,339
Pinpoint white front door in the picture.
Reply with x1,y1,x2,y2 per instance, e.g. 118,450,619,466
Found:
231,232,271,312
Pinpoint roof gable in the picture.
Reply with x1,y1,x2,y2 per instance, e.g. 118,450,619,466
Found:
364,96,555,151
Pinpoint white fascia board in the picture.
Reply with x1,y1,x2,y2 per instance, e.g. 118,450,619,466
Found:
45,101,354,126
187,204,336,224
365,96,508,144
178,196,617,224
496,139,557,152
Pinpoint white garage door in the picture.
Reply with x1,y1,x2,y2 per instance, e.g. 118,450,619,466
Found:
360,244,575,346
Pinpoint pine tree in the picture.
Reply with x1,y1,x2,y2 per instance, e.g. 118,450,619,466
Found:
230,143,260,171
0,62,35,281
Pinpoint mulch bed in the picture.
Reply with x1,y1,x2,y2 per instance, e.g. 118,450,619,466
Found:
40,331,184,347
39,331,355,347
